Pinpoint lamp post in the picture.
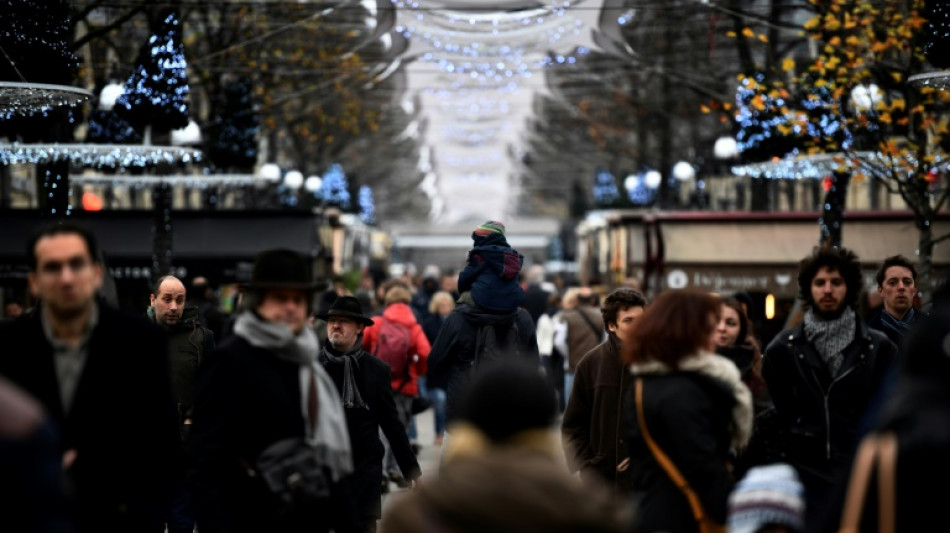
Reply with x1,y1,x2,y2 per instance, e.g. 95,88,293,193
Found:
714,135,739,210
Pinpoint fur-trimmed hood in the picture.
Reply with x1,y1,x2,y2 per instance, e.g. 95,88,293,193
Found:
629,350,754,450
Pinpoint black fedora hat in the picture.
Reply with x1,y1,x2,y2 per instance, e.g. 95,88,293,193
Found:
244,249,328,291
313,296,374,326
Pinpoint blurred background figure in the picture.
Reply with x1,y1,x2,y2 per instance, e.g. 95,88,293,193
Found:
622,289,753,533
3,299,25,321
189,276,226,341
713,296,771,416
728,463,805,533
420,291,454,445
380,361,631,533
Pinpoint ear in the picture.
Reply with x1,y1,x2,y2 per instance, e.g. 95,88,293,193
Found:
607,321,618,335
27,272,38,298
877,285,884,297
91,262,104,291
150,294,157,306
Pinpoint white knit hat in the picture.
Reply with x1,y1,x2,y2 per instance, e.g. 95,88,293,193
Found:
728,463,805,533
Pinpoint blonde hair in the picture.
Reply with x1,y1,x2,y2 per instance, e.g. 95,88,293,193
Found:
385,286,412,306
429,290,456,314
561,287,581,309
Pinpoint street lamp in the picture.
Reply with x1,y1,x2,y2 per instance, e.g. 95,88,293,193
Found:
644,170,662,190
714,136,738,160
284,170,304,189
259,163,281,183
98,83,124,111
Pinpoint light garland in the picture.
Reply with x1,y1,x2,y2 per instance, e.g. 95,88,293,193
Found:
731,151,950,180
68,173,267,188
0,143,202,168
0,82,92,119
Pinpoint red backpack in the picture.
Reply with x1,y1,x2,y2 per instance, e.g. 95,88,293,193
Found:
373,318,413,384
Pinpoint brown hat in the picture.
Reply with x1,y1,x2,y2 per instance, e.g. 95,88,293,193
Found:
244,249,327,291
313,296,375,326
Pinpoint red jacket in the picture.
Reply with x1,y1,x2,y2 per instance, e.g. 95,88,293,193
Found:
362,302,430,396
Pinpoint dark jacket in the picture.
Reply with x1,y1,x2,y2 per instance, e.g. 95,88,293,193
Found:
148,305,215,434
561,305,605,371
319,342,420,531
0,302,180,533
624,367,739,532
762,317,897,524
427,303,540,424
457,244,525,313
189,334,337,533
561,339,632,491
865,306,918,349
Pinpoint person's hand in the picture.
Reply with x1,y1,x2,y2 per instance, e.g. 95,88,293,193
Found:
62,448,78,470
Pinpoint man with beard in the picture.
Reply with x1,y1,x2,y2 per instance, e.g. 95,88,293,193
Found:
0,223,180,532
316,296,421,533
147,275,215,533
762,245,897,529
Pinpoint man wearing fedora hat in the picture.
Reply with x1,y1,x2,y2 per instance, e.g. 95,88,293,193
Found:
189,249,353,533
316,295,421,533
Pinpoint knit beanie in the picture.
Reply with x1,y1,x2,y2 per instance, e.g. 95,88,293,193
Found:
728,464,805,533
472,220,509,247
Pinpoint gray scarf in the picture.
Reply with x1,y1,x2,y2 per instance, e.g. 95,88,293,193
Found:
320,338,369,410
233,311,353,481
803,307,856,377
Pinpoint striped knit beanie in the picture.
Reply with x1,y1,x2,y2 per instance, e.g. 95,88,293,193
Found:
474,220,506,237
728,464,805,533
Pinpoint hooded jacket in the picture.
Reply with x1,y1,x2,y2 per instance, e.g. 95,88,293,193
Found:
457,236,526,313
361,302,430,396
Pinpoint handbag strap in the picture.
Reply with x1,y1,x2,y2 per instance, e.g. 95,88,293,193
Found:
635,378,717,528
575,307,603,339
838,432,897,533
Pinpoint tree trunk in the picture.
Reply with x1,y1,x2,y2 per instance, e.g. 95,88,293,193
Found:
151,183,173,281
819,170,850,247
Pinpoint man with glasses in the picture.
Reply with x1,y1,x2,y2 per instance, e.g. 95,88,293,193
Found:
0,222,181,532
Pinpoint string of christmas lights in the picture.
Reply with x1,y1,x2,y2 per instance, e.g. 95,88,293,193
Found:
0,143,202,168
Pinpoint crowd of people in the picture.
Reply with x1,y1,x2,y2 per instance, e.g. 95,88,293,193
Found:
1,217,947,533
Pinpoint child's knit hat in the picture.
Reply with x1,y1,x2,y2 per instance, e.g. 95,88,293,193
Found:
728,463,805,533
472,220,509,247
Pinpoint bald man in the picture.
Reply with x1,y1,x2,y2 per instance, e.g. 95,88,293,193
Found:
147,276,215,533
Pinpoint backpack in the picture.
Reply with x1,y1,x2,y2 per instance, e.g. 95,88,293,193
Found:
472,321,521,370
373,318,413,383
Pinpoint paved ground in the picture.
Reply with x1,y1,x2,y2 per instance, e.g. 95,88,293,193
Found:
381,407,440,511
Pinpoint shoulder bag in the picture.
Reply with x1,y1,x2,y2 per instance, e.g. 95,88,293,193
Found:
838,432,897,533
635,378,726,533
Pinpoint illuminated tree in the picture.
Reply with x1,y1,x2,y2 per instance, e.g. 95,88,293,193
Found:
771,0,950,296
358,185,376,225
209,78,258,172
114,11,190,142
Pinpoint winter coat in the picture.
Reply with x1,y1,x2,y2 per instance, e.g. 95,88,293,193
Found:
148,305,215,435
625,353,753,533
189,334,341,533
761,317,897,525
561,339,633,491
457,244,525,313
319,342,421,531
0,302,181,532
361,302,430,397
380,427,631,533
560,305,605,371
426,303,540,424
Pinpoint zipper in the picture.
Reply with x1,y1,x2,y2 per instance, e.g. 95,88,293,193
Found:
811,363,856,459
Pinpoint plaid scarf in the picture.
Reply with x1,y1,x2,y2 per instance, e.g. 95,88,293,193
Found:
878,307,917,341
803,307,856,377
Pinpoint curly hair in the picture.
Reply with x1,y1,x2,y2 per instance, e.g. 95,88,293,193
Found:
797,245,863,309
622,289,721,367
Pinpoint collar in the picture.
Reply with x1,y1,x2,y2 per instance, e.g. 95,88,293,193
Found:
41,300,99,349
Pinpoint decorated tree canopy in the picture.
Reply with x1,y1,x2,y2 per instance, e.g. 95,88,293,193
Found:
592,166,620,206
209,78,259,171
358,185,376,224
114,11,190,135
86,110,142,144
735,72,802,163
924,0,950,69
0,0,78,85
320,163,351,209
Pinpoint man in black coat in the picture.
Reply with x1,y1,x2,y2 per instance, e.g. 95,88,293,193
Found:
0,222,181,532
315,296,421,533
866,254,920,347
762,245,897,529
189,249,352,533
